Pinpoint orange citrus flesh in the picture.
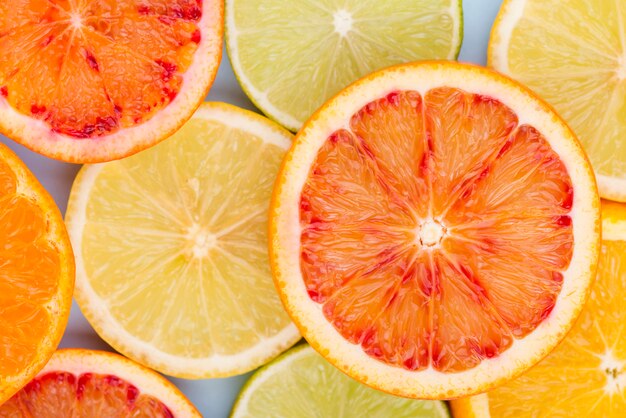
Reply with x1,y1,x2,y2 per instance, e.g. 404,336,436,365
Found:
300,88,574,373
0,164,58,375
0,371,174,417
0,0,202,138
0,143,73,404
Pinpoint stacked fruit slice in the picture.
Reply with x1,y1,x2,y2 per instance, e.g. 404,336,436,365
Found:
0,0,223,162
0,349,201,417
232,344,451,418
270,62,600,399
226,0,463,130
0,143,74,404
489,0,626,201
65,103,301,379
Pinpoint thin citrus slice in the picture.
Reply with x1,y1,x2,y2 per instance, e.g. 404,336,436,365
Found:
0,143,74,404
231,344,450,418
270,62,600,399
0,349,201,416
452,201,626,417
489,0,626,201
65,102,300,378
0,0,223,163
226,0,462,131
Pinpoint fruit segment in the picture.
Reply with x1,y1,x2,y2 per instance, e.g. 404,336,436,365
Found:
0,371,173,417
300,87,574,372
0,0,202,138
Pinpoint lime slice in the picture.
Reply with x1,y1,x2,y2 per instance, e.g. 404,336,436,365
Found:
489,0,626,202
226,0,463,131
65,102,301,378
231,344,451,418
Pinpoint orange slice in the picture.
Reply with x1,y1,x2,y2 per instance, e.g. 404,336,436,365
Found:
0,143,74,404
453,201,626,417
0,0,223,163
0,349,201,416
270,62,600,399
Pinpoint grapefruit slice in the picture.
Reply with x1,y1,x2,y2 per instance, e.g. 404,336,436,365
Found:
65,102,300,379
452,201,626,417
270,62,600,399
0,0,223,163
0,349,200,417
0,143,74,404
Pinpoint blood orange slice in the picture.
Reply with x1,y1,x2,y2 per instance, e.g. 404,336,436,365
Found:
270,62,600,399
0,349,200,417
0,0,222,163
0,143,74,405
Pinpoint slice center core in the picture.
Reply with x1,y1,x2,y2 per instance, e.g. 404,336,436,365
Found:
70,12,84,30
599,350,625,394
186,224,218,258
417,219,446,248
333,10,353,37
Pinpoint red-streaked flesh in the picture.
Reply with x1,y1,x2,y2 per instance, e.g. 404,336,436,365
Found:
0,372,174,417
0,0,202,139
299,88,574,373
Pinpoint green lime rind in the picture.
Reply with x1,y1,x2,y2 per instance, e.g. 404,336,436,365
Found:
230,344,451,418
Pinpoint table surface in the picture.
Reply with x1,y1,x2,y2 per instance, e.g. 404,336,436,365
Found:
0,0,503,415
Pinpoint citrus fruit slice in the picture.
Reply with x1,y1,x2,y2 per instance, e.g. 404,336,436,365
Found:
0,349,201,417
65,102,301,378
489,0,626,202
226,0,463,131
0,143,74,404
270,62,600,399
0,0,223,163
231,344,451,418
452,201,626,417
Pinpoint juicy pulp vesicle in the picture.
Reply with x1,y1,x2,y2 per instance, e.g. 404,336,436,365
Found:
0,0,202,138
300,88,574,373
0,371,173,417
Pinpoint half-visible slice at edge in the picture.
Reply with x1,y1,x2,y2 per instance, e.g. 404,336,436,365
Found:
231,344,451,418
226,0,463,131
0,349,201,417
0,143,74,404
488,0,626,201
0,0,223,162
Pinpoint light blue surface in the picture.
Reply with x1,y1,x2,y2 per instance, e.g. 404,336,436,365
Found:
0,0,503,416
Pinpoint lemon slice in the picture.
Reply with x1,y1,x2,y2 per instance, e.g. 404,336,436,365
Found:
65,102,300,378
231,344,451,418
489,0,626,201
226,0,463,131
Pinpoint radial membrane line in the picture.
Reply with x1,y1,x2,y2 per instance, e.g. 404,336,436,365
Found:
437,125,520,220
